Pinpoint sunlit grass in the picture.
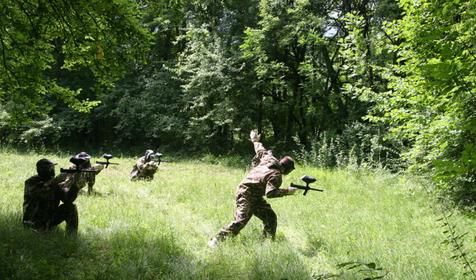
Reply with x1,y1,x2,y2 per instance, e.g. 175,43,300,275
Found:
0,150,474,279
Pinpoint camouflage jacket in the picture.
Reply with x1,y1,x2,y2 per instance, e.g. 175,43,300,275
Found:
67,163,104,190
130,157,158,180
236,141,289,200
23,173,78,226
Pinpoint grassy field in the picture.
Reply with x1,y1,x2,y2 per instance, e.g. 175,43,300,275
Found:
0,150,474,280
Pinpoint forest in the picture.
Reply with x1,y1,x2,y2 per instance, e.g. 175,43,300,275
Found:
0,0,475,207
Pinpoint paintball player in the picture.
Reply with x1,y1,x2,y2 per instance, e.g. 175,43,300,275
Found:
67,152,104,194
23,159,80,234
208,129,297,248
130,149,160,181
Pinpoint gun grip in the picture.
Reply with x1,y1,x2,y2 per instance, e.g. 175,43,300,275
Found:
303,189,308,196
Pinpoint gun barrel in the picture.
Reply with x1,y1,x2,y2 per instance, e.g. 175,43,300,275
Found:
96,161,119,165
290,183,306,190
60,168,98,173
290,183,324,195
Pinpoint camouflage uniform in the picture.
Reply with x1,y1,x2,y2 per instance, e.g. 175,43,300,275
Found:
23,173,79,234
67,163,104,194
130,157,159,181
216,141,292,240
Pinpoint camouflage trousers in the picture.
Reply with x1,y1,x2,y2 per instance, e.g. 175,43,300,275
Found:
24,203,78,235
216,194,277,240
131,169,157,181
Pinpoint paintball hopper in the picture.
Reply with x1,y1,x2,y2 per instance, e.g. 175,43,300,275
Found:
96,153,119,168
69,156,89,167
60,155,95,173
301,175,316,185
290,175,323,196
103,153,113,160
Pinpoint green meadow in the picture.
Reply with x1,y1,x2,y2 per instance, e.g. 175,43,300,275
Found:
0,151,474,279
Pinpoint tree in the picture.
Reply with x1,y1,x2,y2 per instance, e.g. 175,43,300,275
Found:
175,26,255,152
374,0,476,205
0,0,150,125
241,0,362,148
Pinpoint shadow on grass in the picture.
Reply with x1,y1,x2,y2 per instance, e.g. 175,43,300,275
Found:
78,189,108,198
0,212,195,280
313,261,388,280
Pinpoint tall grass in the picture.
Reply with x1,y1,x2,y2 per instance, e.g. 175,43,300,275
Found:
0,150,474,279
294,122,405,171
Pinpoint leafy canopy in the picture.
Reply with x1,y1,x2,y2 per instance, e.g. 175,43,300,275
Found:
0,0,151,123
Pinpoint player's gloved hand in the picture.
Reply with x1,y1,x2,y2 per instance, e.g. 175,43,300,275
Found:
287,186,298,195
250,129,261,142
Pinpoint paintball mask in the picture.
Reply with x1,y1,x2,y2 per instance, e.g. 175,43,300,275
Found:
36,158,57,180
144,150,155,162
73,152,92,168
279,156,295,175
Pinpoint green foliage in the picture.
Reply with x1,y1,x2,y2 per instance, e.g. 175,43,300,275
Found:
241,0,337,145
0,0,151,123
18,118,61,147
437,207,476,278
294,122,404,170
42,0,261,152
239,0,398,150
372,0,476,206
0,105,61,148
106,66,187,149
175,25,252,152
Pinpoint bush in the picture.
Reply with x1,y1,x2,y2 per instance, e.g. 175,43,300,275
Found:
294,122,405,170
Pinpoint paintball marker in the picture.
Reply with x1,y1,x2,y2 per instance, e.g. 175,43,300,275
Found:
96,153,119,168
60,156,97,174
290,175,324,196
150,152,164,165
